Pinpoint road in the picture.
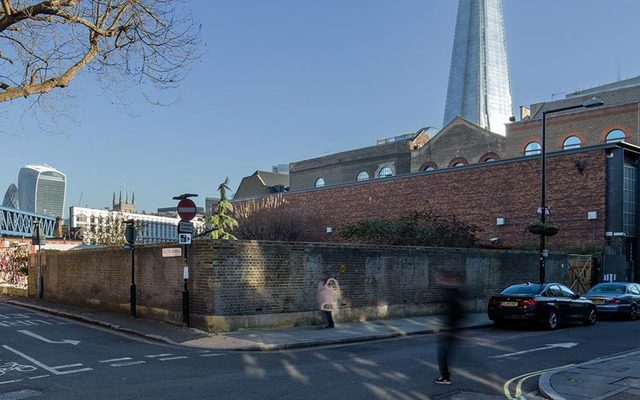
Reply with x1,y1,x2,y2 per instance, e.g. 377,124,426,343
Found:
0,302,638,400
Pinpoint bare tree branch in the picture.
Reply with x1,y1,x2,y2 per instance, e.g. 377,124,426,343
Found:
0,0,200,106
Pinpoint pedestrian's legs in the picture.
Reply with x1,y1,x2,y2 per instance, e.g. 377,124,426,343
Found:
437,335,454,380
321,310,333,328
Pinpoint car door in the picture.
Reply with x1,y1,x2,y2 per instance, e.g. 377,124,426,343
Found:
546,284,570,322
560,284,586,322
630,284,640,309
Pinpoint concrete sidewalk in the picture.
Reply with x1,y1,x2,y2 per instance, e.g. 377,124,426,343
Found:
2,295,492,351
538,349,640,400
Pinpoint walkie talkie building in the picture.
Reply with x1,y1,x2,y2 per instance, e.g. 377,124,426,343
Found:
443,0,513,136
18,164,66,218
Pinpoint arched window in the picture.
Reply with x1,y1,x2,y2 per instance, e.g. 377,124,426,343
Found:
356,171,369,181
524,142,541,156
563,136,582,150
314,178,325,188
420,162,438,172
448,157,468,168
479,152,500,163
606,129,626,143
378,167,393,178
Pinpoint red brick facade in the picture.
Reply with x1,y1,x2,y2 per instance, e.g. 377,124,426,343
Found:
274,148,607,250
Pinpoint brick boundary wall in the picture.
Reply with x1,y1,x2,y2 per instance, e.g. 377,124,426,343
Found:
257,147,607,250
30,240,568,332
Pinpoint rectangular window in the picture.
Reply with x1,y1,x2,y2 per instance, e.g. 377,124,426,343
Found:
623,164,637,236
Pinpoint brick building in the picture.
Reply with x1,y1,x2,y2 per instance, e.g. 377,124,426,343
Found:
289,77,640,190
240,141,640,283
289,128,432,190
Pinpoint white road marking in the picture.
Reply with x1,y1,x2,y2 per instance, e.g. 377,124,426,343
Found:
200,353,224,357
145,354,173,358
18,330,80,345
111,361,146,367
54,364,83,369
2,345,92,375
491,343,578,359
0,379,22,385
159,356,188,361
28,375,50,380
99,358,131,363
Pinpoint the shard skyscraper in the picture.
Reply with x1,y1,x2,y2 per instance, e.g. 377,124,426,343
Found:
443,0,513,136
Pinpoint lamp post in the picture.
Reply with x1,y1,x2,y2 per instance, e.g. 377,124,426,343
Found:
538,98,604,284
123,219,137,317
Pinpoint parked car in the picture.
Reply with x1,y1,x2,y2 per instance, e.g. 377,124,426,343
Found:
584,282,640,320
488,282,597,330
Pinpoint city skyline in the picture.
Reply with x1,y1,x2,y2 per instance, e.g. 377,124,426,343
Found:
1,1,640,214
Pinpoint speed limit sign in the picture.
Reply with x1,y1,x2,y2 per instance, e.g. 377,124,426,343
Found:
178,233,192,245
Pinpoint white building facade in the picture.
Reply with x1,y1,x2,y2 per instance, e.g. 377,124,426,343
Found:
69,206,205,245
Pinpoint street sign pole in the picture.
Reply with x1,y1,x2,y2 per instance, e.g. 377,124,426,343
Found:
183,242,189,327
173,194,198,328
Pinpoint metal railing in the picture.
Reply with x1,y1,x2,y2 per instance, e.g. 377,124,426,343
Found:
0,206,56,238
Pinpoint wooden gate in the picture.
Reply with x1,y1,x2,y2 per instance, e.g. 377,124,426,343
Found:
567,255,594,295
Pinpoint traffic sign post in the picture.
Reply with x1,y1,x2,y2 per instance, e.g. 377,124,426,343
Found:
178,233,192,245
173,193,198,328
177,198,197,221
178,221,194,234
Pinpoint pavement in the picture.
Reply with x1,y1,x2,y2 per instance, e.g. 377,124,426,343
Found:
2,295,640,400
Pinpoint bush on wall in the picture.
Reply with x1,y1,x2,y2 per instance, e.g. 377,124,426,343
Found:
339,210,481,248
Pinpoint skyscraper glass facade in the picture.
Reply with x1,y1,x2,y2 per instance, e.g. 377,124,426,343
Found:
2,184,19,209
443,0,513,136
18,165,66,218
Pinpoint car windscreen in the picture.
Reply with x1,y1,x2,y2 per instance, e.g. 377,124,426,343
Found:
501,284,542,295
588,284,626,294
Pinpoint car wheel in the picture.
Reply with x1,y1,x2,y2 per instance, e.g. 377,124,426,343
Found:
545,310,558,330
493,319,507,328
629,305,637,321
585,306,597,325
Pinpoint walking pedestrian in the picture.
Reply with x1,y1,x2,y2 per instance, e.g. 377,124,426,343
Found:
317,273,339,328
433,272,465,385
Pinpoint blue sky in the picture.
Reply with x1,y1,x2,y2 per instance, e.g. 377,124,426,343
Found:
2,0,640,215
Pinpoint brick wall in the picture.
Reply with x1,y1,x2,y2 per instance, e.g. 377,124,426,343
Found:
275,148,607,250
505,102,639,157
32,240,567,332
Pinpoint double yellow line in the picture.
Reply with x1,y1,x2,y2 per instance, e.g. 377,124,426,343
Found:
503,364,574,399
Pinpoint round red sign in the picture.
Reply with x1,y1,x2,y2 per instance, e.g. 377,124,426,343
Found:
177,198,197,221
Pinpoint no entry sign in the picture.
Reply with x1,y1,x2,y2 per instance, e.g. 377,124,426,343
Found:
177,198,197,221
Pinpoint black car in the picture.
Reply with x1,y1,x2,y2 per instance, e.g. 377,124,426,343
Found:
488,282,597,330
584,282,640,320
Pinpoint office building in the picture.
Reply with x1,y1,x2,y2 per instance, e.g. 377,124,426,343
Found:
18,164,66,218
443,0,513,135
2,184,19,209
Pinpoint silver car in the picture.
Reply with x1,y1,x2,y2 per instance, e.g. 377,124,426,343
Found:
584,282,640,320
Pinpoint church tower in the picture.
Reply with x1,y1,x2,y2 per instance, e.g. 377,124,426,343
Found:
112,190,136,213
442,0,513,136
